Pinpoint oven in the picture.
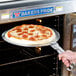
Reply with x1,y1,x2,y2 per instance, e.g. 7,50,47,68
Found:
0,0,76,76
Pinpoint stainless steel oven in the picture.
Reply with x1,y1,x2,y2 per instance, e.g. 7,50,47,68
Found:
0,0,76,76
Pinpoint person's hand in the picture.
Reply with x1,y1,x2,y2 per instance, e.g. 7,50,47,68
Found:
58,50,76,67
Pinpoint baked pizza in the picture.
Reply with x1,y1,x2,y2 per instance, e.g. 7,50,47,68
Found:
5,24,56,46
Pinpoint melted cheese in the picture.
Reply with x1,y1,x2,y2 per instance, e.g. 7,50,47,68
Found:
5,24,56,46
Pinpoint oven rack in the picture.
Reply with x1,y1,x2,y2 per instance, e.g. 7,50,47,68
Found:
0,54,55,67
0,44,57,66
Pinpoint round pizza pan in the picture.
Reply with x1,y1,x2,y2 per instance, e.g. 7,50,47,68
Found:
2,29,60,47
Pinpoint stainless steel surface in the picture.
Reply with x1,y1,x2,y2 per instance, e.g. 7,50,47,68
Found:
0,0,75,24
2,29,59,47
0,0,74,7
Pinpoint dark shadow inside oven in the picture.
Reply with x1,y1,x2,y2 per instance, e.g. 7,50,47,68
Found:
0,55,58,76
0,43,58,75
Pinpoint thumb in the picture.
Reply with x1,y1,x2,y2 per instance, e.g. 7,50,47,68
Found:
58,53,65,60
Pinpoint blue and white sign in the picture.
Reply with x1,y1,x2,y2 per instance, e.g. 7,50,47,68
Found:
11,7,54,18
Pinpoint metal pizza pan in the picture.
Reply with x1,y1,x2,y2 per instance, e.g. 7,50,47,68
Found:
2,29,60,47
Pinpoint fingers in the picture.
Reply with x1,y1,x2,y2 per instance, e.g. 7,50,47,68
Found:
62,57,70,67
64,61,70,67
58,51,71,67
62,57,67,63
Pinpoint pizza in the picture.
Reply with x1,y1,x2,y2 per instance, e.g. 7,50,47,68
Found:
5,24,56,46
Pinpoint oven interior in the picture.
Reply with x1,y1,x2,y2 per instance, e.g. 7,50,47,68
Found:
0,15,64,76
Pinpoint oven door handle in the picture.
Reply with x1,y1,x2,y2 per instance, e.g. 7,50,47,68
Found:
50,42,74,71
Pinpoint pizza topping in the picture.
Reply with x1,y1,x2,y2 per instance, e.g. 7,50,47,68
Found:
18,32,24,35
28,33,33,35
10,30,18,36
23,31,28,33
29,37,36,41
40,30,46,34
16,29,22,32
7,32,12,37
22,34,28,38
29,25,34,28
45,31,51,36
7,24,54,41
35,35,40,38
42,34,47,37
15,26,20,28
24,28,28,30
30,29,35,32
15,26,21,29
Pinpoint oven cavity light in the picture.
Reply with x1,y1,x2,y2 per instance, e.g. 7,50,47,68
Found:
35,47,41,54
36,19,42,23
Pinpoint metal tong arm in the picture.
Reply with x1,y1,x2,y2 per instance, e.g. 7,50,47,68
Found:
50,42,73,71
